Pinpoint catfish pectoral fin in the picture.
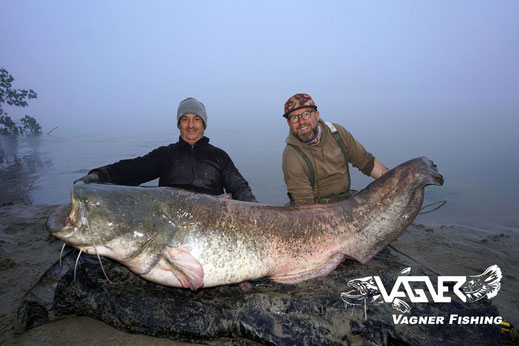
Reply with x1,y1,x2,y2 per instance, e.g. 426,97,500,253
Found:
163,247,204,290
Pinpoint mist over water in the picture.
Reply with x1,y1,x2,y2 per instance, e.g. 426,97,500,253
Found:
1,106,518,232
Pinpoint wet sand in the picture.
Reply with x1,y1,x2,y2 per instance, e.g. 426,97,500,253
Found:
0,204,517,345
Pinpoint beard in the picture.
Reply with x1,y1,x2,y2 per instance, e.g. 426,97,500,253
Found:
292,123,320,143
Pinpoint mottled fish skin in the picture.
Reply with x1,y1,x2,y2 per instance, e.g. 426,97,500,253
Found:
50,157,443,289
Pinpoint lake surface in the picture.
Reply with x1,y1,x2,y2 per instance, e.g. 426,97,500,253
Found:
1,126,518,232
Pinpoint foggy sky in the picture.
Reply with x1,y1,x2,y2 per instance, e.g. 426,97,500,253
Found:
2,0,518,143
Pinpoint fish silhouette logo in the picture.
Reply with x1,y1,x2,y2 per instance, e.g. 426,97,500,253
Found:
460,265,502,302
341,265,502,318
341,267,413,318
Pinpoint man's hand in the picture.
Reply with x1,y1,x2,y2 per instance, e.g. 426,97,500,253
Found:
370,158,389,179
74,172,100,184
217,193,232,199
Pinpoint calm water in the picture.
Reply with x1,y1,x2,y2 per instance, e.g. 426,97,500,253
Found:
1,127,518,232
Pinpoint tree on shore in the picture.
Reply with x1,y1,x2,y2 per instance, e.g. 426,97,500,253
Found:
0,67,41,135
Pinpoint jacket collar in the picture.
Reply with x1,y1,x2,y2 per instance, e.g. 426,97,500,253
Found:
178,136,210,147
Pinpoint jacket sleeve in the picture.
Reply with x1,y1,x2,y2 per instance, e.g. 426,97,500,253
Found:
336,125,375,176
90,146,167,186
219,150,257,202
282,146,314,205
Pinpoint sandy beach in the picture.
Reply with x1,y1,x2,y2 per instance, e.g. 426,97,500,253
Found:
1,203,517,345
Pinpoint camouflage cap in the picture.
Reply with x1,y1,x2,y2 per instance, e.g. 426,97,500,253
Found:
283,93,317,118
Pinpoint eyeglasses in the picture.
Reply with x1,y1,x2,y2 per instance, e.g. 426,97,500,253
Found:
288,110,315,123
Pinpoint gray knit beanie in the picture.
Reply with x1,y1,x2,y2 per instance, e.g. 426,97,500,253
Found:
177,97,207,128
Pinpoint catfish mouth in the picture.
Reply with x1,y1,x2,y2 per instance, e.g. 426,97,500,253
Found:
430,172,444,186
47,197,84,240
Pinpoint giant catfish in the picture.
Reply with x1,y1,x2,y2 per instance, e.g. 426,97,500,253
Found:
48,157,444,290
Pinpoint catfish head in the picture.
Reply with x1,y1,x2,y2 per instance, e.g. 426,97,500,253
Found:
49,183,178,262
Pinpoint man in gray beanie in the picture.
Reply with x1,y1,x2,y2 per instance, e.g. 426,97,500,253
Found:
75,97,257,202
177,97,208,128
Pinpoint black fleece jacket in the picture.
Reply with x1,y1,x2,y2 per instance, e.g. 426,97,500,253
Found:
90,136,257,202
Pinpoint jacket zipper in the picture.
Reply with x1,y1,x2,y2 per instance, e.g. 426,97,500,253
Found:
191,145,196,182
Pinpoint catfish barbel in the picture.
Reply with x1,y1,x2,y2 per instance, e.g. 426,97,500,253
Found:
48,157,444,290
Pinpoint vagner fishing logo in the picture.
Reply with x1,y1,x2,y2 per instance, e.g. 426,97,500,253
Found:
340,265,502,325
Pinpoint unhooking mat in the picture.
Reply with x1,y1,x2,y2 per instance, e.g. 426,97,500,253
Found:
17,247,502,345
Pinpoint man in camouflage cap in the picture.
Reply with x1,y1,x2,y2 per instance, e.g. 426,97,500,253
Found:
281,93,388,205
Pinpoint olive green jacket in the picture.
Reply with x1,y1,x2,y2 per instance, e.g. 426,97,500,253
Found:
282,119,375,205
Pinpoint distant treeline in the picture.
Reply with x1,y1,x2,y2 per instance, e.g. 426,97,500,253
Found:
0,67,42,135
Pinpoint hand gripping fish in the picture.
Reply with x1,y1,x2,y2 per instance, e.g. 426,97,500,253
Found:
47,157,444,290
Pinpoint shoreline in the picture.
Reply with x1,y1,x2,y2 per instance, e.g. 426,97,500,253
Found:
1,204,517,344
